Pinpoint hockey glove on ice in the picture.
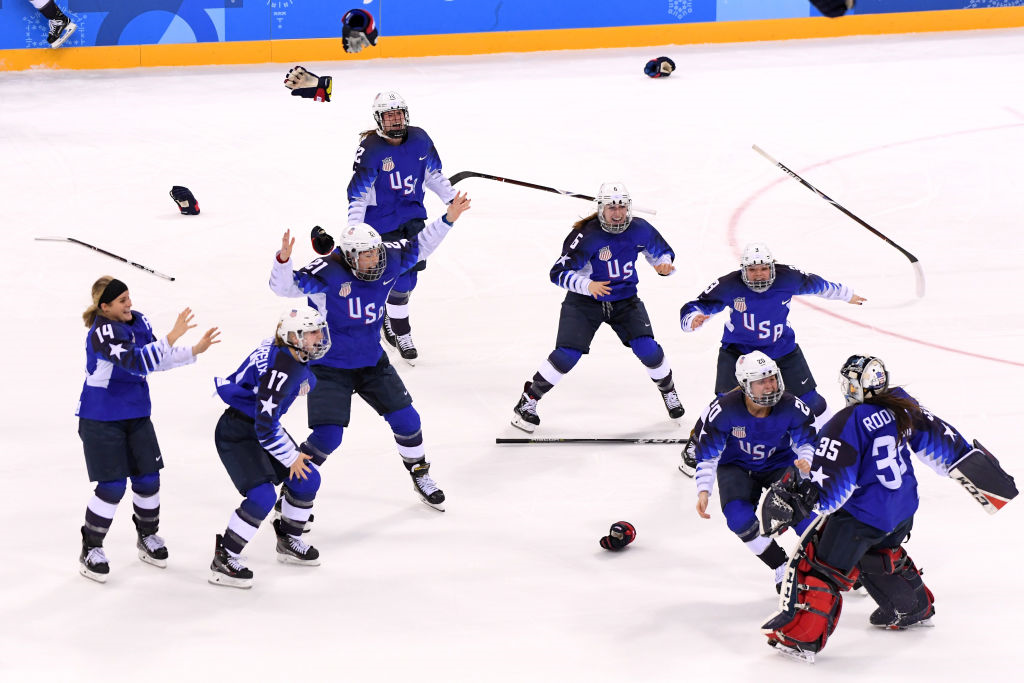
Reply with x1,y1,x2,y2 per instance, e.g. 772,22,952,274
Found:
311,226,335,256
342,9,378,54
284,66,332,103
169,185,199,215
644,56,676,78
599,521,636,551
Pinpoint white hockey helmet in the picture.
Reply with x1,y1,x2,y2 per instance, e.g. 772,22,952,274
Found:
596,182,632,234
276,305,331,362
735,350,785,407
372,91,409,139
740,242,776,293
338,223,387,281
840,354,889,406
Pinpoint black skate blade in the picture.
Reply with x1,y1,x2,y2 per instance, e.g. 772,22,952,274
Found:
138,549,168,569
768,640,815,664
208,572,253,589
79,565,108,584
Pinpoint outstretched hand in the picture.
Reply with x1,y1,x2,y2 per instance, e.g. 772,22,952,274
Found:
849,294,866,305
167,308,197,346
279,230,295,263
446,192,472,223
192,327,221,356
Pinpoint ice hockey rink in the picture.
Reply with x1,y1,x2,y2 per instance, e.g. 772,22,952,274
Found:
2,25,1023,682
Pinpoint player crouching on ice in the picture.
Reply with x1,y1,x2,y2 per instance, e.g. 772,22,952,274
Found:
758,355,1017,662
209,307,331,589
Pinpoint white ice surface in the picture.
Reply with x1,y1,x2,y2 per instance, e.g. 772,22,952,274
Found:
2,28,1023,682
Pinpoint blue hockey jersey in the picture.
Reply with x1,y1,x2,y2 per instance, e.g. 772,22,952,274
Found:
347,126,456,232
693,389,817,495
549,217,674,302
809,387,970,533
679,265,853,357
215,338,315,468
270,215,455,369
77,311,195,421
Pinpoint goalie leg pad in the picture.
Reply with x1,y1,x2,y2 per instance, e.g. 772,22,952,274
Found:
859,546,935,629
949,440,1018,514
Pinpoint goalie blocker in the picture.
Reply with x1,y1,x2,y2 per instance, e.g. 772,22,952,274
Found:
949,439,1018,514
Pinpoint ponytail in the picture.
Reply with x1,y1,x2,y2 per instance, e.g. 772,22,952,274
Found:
82,276,114,328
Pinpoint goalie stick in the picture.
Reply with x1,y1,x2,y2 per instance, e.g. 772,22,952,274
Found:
752,145,925,298
450,171,658,216
496,437,686,444
35,237,176,281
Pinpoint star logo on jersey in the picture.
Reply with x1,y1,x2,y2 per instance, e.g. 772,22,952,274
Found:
942,422,956,441
555,253,570,266
732,297,747,313
338,282,352,297
810,467,830,487
732,426,746,439
598,246,612,262
107,343,126,359
382,157,395,172
260,396,278,415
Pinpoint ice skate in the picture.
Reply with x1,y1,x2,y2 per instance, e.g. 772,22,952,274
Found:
209,534,253,589
767,639,815,664
273,519,321,565
382,312,417,365
47,11,77,48
79,528,109,584
678,430,697,477
410,461,446,511
660,388,685,419
134,515,168,568
869,604,935,630
512,382,540,433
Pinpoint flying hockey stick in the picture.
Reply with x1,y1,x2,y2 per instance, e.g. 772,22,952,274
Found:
34,237,176,281
450,171,658,216
496,437,686,444
752,145,925,298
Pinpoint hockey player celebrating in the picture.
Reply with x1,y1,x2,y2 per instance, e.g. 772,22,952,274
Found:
692,352,818,590
270,193,472,513
759,354,1017,662
348,91,458,364
76,277,220,583
678,242,865,473
209,306,331,589
511,182,684,432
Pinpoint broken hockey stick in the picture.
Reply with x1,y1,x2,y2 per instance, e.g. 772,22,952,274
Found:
449,171,658,216
496,437,687,444
34,237,176,281
752,145,925,298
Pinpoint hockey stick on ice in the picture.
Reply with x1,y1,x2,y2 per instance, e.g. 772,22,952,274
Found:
752,145,925,298
35,237,176,281
450,171,658,216
496,437,687,444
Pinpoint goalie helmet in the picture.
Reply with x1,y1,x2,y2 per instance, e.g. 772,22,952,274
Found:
596,182,632,234
277,306,331,362
338,223,387,281
840,354,888,406
372,91,409,139
740,242,775,293
735,350,785,407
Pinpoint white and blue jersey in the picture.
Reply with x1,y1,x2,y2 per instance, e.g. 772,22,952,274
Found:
77,312,195,421
680,265,853,357
550,217,674,302
347,126,456,231
693,390,817,494
269,215,455,369
214,339,315,468
809,387,970,533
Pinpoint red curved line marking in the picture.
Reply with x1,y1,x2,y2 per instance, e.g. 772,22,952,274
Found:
729,124,1024,369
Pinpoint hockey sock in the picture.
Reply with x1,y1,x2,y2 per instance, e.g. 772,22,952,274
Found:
385,405,425,463
386,290,412,335
280,470,320,537
223,483,275,556
530,347,582,398
629,338,674,392
83,479,127,546
130,472,160,534
33,1,59,18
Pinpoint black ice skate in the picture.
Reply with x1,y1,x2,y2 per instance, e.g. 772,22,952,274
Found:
512,382,540,433
273,519,321,565
678,430,697,478
660,388,685,419
273,491,314,533
382,312,417,365
79,528,109,584
209,534,253,589
133,515,168,568
47,10,77,49
410,461,446,511
869,604,935,630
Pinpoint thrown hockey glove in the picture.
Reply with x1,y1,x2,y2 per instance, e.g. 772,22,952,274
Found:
284,66,332,103
599,521,636,551
169,185,199,215
810,0,854,18
311,226,335,255
342,8,378,54
761,470,818,537
644,56,676,78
